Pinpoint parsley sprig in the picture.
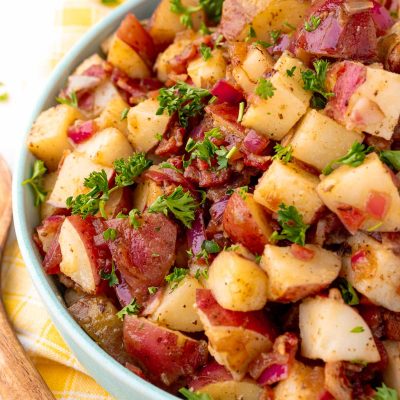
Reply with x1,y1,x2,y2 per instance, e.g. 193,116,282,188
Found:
100,262,119,287
256,78,276,99
116,298,141,320
304,15,321,32
22,160,48,206
165,267,189,290
272,144,293,163
373,383,398,400
337,278,359,306
322,142,373,175
380,150,400,171
148,186,198,228
157,82,211,128
66,153,152,218
302,60,334,108
199,43,212,61
271,203,309,246
56,91,78,108
179,388,212,400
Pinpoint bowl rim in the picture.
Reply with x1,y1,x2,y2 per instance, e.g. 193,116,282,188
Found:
12,1,179,398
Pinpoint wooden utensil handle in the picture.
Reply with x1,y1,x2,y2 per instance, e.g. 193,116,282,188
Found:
0,302,55,400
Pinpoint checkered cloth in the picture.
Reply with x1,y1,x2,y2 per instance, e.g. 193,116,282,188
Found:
1,1,128,398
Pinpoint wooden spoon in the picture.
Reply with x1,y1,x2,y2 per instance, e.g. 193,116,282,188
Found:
0,156,55,400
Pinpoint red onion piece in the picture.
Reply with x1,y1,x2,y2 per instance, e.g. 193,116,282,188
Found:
67,75,101,94
211,80,244,104
257,364,288,386
371,0,393,35
68,120,96,144
209,196,229,222
82,63,108,79
242,130,269,155
187,211,206,255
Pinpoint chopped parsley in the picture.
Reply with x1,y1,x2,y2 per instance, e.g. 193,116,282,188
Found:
286,66,296,77
100,262,119,287
304,15,321,32
271,203,309,246
237,186,248,200
322,142,373,175
380,150,400,171
157,82,211,128
103,228,117,241
0,82,8,102
165,267,189,290
373,383,398,400
200,43,212,61
148,186,198,228
22,160,47,206
155,133,163,141
199,22,211,35
148,286,158,295
284,21,296,31
120,107,129,121
237,102,245,123
195,268,209,280
128,208,141,229
254,40,273,49
215,34,224,48
101,0,120,5
200,0,224,23
272,144,293,164
350,326,365,333
179,388,212,400
270,30,281,44
246,25,256,42
256,78,276,99
114,153,153,187
56,91,78,108
337,278,359,306
301,60,334,108
116,298,141,320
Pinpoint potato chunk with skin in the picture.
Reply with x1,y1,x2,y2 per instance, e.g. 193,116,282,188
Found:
107,36,150,79
76,127,133,167
40,172,58,219
27,105,81,171
223,192,273,254
187,49,227,89
96,96,129,135
127,99,171,152
47,152,113,208
299,296,380,363
383,341,400,394
317,153,400,232
273,361,325,400
343,232,400,312
148,0,204,46
207,251,269,312
150,276,204,332
132,177,164,212
260,244,341,302
68,295,131,364
290,110,364,171
254,160,323,224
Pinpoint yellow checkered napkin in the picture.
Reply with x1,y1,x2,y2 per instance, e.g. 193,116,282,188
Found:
2,1,128,398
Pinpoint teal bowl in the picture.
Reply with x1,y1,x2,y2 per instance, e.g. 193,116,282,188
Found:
12,1,180,399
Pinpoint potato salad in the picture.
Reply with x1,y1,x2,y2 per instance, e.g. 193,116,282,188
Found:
24,0,400,398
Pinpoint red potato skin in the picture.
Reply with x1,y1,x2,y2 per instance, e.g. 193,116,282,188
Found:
196,289,277,339
105,213,177,303
42,233,62,275
189,361,233,391
123,316,208,386
116,13,157,66
222,192,269,254
36,215,66,254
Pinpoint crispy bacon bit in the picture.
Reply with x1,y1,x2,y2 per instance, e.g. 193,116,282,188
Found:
67,120,97,144
365,191,391,220
337,204,366,233
155,124,185,157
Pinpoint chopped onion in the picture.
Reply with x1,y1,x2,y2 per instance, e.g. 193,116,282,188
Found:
211,80,244,104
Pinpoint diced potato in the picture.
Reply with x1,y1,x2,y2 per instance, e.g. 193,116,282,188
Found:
68,295,131,364
187,49,227,89
102,187,132,219
92,80,122,117
127,99,171,153
317,153,400,232
383,341,400,394
207,251,269,312
273,361,325,400
260,244,341,302
299,296,380,363
290,109,364,171
347,65,400,140
27,105,81,171
148,0,204,46
107,36,150,79
96,96,129,135
199,379,268,400
150,276,204,332
132,177,164,212
48,152,113,208
343,232,400,312
40,172,58,219
76,127,133,167
254,160,323,224
223,192,273,254
73,54,105,75
221,0,310,42
155,34,196,82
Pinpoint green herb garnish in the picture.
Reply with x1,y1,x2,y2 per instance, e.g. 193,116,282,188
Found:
128,208,141,229
256,78,276,99
165,267,189,290
120,107,129,121
200,43,212,61
179,388,213,400
272,144,293,163
103,228,117,241
380,150,400,171
338,278,359,305
116,298,141,320
56,91,78,108
304,15,321,32
100,262,119,287
350,326,365,333
22,160,47,206
286,66,296,77
373,383,398,400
